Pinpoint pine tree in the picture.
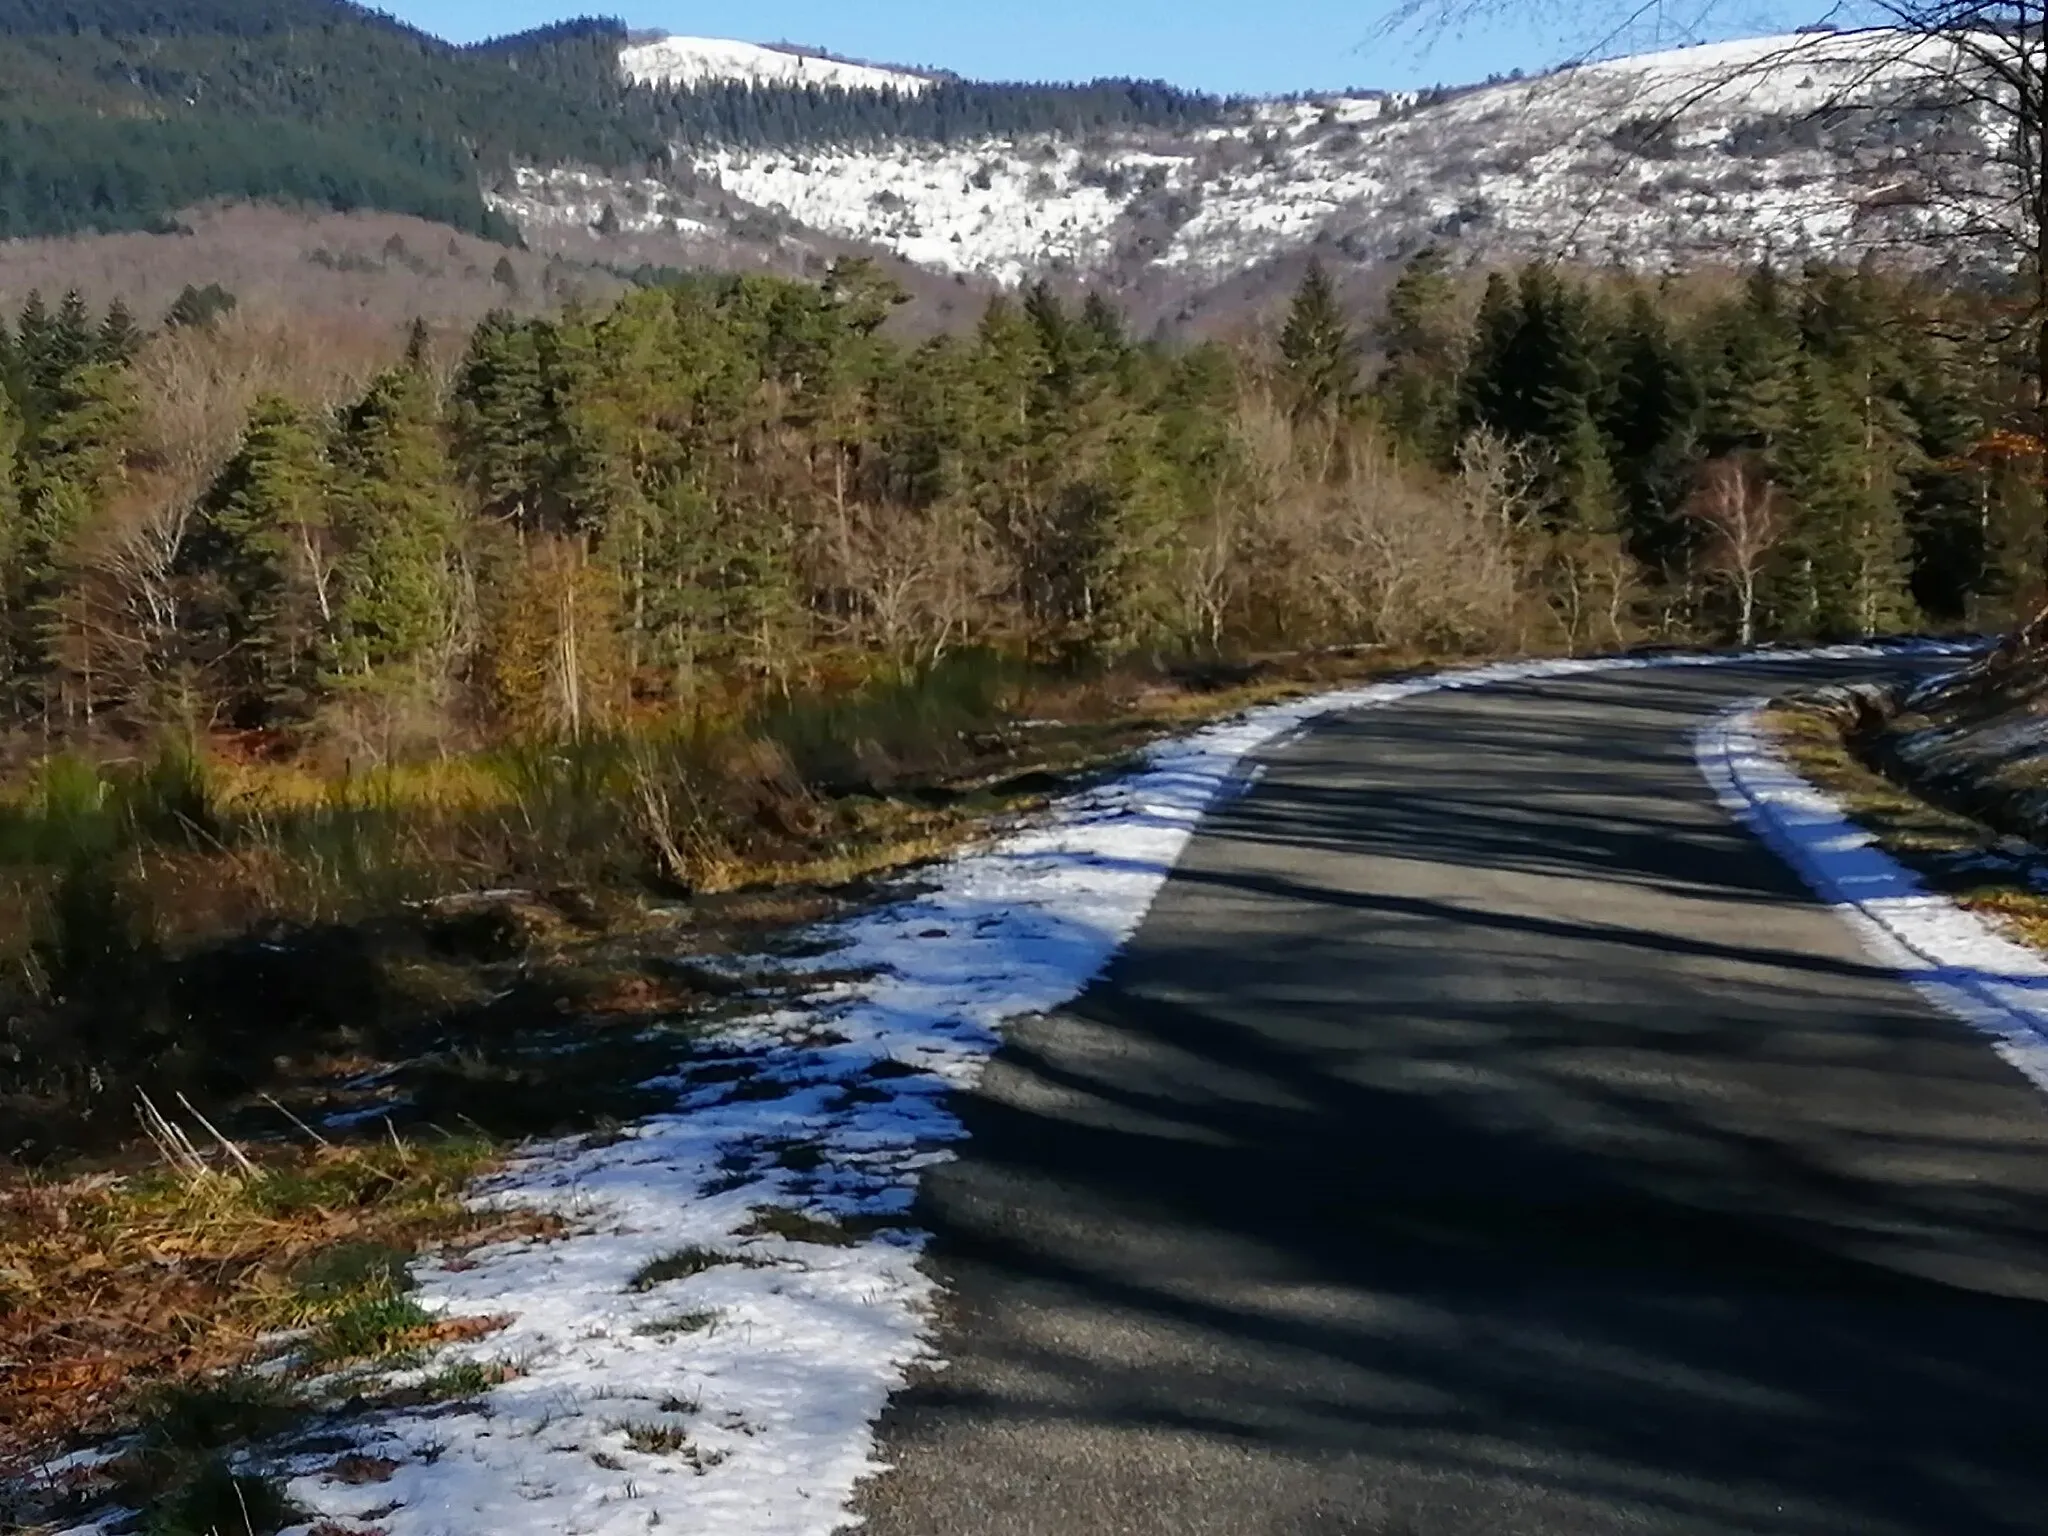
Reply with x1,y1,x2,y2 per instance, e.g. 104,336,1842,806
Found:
1460,271,1523,438
0,386,20,700
452,313,556,529
1701,264,1801,453
1373,246,1465,464
11,356,136,720
164,284,237,333
1080,292,1128,356
329,368,459,688
1777,356,1917,638
94,300,143,367
13,292,56,422
1278,259,1359,419
1605,286,1703,573
189,396,334,723
50,292,93,379
403,317,434,370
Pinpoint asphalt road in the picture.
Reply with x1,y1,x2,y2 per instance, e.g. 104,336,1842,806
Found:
855,659,2048,1536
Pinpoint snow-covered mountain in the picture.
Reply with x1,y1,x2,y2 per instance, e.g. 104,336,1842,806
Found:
495,28,1997,309
619,36,933,95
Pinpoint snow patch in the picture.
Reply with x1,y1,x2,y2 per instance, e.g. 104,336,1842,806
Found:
622,37,931,96
1698,700,2048,1094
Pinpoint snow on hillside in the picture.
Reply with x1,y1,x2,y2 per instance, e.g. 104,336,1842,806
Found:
622,36,932,95
1159,28,1977,277
693,141,1181,285
502,29,1995,288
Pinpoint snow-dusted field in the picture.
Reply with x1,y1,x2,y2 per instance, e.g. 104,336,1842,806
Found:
217,638,2048,1536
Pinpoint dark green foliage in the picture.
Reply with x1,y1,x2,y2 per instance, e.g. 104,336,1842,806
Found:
642,74,1234,150
1373,247,1463,460
184,395,334,723
1278,259,1359,419
1431,258,2009,638
0,261,2026,756
95,300,144,364
146,1461,299,1536
164,283,237,332
329,364,459,686
0,0,654,239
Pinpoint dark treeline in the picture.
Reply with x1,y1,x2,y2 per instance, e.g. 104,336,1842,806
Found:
1368,251,2030,644
0,1,653,237
642,77,1235,150
0,253,2030,759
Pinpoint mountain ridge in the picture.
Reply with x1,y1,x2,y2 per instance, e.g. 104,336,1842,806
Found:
0,4,2002,326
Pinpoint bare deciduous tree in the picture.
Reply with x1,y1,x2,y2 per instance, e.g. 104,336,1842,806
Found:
1684,454,1785,644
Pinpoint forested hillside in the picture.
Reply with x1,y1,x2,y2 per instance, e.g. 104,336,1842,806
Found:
637,77,1233,150
0,0,1232,242
0,254,2023,756
0,1,663,238
0,246,2023,1189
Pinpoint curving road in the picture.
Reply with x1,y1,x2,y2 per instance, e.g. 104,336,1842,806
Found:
855,659,2048,1536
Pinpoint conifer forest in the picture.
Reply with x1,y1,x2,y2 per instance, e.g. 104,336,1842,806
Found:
0,255,2028,755
0,251,2033,1149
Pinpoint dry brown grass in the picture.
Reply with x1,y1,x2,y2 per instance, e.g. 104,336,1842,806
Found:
0,1127,542,1474
0,204,626,333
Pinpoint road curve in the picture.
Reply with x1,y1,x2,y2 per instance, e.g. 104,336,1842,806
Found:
854,659,2048,1536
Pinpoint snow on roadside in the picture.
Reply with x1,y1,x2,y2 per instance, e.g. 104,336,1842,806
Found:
252,642,1968,1536
1698,701,2048,1096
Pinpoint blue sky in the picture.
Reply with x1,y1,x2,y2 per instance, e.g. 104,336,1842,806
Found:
389,0,1817,96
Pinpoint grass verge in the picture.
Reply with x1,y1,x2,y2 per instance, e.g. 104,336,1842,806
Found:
1765,699,2048,949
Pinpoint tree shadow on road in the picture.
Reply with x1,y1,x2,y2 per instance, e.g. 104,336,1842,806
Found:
861,663,2048,1536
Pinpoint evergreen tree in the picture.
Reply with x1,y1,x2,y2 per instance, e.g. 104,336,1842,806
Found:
403,317,434,370
1460,271,1522,437
1700,265,1801,453
452,312,557,529
0,387,20,699
1278,259,1359,419
1373,246,1465,464
1777,356,1917,637
50,292,94,379
1080,292,1128,356
94,300,143,366
164,283,239,333
11,354,136,719
1604,285,1703,573
188,395,334,723
329,367,459,688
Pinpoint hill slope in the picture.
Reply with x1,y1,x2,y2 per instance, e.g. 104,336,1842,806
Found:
0,0,662,239
620,35,936,94
520,29,1977,294
0,7,2007,317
